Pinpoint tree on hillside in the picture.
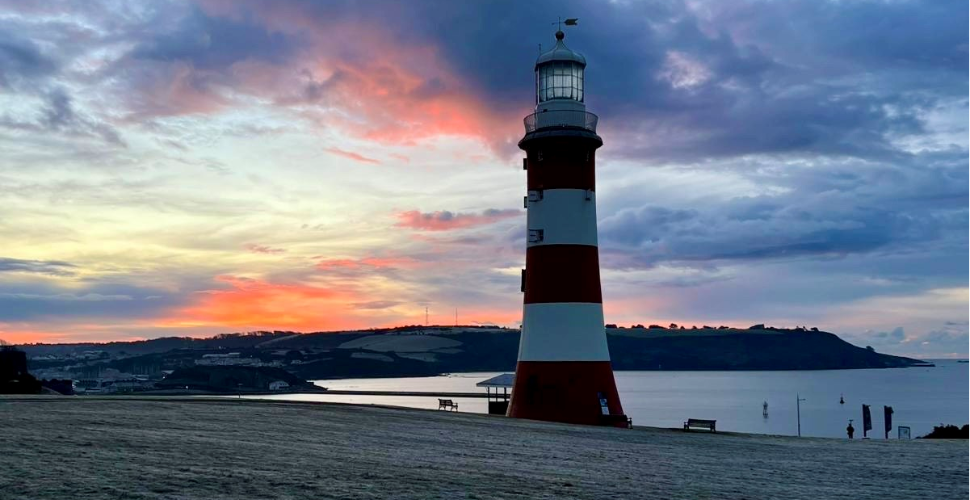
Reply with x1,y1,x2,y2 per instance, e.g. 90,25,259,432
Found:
921,424,969,439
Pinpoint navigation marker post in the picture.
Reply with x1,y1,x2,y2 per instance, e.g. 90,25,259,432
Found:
796,394,806,437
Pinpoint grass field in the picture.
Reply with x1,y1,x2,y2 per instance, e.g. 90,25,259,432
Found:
1,396,966,499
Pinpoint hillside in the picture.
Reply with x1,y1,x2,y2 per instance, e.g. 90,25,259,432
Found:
17,326,925,381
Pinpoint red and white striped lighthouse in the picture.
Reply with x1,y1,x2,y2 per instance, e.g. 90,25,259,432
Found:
508,29,627,427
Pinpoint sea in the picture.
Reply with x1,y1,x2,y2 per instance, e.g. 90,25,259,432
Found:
244,360,968,439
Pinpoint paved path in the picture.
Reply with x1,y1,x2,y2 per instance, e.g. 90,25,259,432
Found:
0,397,965,499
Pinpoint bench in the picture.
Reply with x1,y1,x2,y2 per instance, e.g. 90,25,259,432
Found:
600,414,634,429
684,418,716,432
438,399,458,412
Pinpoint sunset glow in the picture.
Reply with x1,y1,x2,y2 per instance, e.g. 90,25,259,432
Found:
0,0,966,358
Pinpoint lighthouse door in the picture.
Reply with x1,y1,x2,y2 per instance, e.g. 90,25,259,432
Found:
598,392,610,415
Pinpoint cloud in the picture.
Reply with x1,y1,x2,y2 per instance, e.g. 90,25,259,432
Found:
0,0,964,355
599,150,968,269
395,209,521,231
0,257,75,276
0,293,133,302
0,29,58,86
129,7,299,70
859,323,969,359
244,244,285,254
316,256,418,274
873,327,905,341
165,275,356,330
352,300,401,310
0,279,187,323
324,147,380,165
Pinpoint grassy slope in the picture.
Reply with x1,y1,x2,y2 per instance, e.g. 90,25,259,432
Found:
0,397,966,500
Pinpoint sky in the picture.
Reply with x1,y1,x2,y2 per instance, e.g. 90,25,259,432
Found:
0,0,966,358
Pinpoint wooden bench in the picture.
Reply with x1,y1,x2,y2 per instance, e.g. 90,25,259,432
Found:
684,418,716,432
438,399,458,411
600,414,634,428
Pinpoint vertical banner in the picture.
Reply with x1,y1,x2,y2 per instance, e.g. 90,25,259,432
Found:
884,406,893,439
862,404,872,438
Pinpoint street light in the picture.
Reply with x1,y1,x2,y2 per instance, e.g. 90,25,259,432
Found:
796,393,807,437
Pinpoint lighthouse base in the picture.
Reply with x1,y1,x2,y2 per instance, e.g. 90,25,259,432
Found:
507,361,627,427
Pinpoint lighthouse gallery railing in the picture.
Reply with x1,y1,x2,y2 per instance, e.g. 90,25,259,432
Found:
523,110,598,133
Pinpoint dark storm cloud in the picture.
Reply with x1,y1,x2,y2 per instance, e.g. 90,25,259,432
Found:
130,6,300,70
375,0,966,161
9,0,964,161
194,0,967,161
599,148,969,268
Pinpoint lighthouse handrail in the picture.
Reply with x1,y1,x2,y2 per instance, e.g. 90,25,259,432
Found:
523,110,598,133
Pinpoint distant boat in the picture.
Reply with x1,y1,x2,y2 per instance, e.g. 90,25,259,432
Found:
957,360,968,364
840,394,844,405
911,362,936,367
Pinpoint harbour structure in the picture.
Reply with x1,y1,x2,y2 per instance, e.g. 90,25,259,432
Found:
507,28,627,427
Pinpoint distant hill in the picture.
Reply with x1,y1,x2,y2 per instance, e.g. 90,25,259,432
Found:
17,325,924,381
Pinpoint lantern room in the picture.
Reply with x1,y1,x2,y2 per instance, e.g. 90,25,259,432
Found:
535,30,587,110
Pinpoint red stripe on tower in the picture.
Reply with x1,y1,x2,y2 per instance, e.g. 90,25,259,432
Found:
507,28,627,427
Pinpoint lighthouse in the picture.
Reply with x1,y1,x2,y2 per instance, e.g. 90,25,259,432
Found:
508,28,627,427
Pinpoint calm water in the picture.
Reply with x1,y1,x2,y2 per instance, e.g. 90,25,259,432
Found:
246,361,968,438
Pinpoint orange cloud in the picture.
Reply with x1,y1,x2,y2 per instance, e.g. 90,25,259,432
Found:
0,322,152,345
0,325,61,345
165,275,363,331
197,1,524,151
324,147,381,164
395,209,521,231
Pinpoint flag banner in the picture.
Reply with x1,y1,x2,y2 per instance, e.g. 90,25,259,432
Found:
884,406,893,437
862,404,872,433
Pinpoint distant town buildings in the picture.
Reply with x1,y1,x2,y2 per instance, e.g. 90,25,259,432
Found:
195,353,284,368
269,380,290,391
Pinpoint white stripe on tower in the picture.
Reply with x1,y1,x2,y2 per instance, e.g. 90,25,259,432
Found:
518,303,609,361
526,189,597,247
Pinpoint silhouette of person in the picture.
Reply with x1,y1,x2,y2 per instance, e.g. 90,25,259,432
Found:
847,421,855,439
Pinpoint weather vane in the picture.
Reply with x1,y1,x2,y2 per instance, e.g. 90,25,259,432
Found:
552,17,579,31
540,17,578,52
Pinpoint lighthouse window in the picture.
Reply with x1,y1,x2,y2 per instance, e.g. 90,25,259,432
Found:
536,62,584,103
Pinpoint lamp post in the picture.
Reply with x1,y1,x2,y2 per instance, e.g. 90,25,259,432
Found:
796,393,807,437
